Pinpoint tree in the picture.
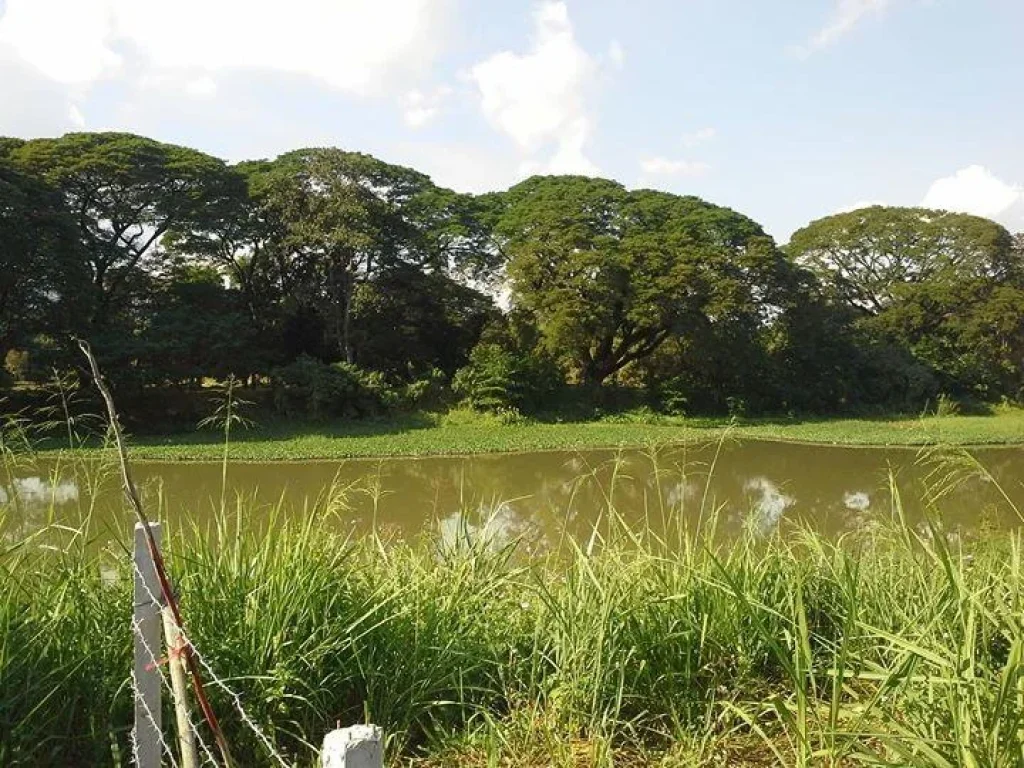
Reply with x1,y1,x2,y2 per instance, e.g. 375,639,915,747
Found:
10,133,238,325
350,264,497,379
0,161,85,366
789,206,1022,402
251,148,486,363
498,176,791,387
136,265,263,385
787,206,1015,314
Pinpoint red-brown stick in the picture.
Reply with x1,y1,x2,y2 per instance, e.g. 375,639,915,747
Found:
77,339,234,767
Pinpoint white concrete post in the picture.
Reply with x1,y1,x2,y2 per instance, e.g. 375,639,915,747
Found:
322,725,383,768
134,522,162,768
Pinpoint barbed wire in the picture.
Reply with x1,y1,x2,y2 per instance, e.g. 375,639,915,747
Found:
131,553,292,767
130,611,182,768
131,564,228,768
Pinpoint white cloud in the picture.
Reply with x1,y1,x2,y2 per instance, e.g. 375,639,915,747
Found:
922,165,1022,219
392,141,522,194
469,1,602,175
0,54,84,135
0,0,451,95
792,0,892,57
184,75,218,99
681,126,716,148
402,85,453,128
67,104,86,128
832,199,886,214
0,0,121,84
640,156,710,176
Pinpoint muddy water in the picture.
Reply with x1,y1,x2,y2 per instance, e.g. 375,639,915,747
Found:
3,441,1023,549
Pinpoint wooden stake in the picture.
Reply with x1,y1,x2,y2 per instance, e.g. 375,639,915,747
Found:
163,606,200,768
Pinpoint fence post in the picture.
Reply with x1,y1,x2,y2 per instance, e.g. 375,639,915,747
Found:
322,725,383,768
134,522,162,768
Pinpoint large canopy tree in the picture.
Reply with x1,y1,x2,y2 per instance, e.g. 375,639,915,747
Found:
0,161,86,365
789,206,1022,399
244,148,489,362
9,132,238,325
787,206,1016,314
498,175,792,387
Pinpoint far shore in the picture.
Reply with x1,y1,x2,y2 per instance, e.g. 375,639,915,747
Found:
29,408,1024,462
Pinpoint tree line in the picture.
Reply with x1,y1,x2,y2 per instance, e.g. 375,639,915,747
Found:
2,131,1022,424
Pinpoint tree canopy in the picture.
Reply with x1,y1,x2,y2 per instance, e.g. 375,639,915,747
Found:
788,206,1015,314
499,176,794,386
2,132,1022,422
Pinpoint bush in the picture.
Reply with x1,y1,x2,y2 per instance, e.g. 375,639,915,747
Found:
3,349,29,382
452,344,561,414
400,368,450,410
271,355,397,419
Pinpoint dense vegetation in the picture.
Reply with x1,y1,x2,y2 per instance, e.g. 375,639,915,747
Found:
3,132,1023,428
3,447,1023,766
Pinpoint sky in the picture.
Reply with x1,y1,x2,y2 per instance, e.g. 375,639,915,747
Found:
0,0,1021,242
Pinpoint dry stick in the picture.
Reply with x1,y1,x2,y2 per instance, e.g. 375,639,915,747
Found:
163,607,200,768
77,339,235,768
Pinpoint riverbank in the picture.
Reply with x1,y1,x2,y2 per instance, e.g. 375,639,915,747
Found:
4,507,1022,766
34,407,1024,461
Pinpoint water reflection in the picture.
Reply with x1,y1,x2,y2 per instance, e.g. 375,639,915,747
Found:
3,441,1023,549
0,476,79,508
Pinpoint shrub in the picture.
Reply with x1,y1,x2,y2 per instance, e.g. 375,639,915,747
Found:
3,349,29,382
271,355,397,419
452,344,561,414
400,368,450,410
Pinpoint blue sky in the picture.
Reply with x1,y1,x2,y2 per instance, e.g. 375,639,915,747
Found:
0,0,1021,241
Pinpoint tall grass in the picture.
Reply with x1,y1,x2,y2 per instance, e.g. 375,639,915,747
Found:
1,430,1024,764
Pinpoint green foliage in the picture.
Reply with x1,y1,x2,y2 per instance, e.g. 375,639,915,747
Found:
452,342,561,414
499,176,796,387
351,264,496,379
2,350,28,382
9,132,238,326
788,205,1015,313
400,367,450,410
271,355,396,419
2,131,1023,422
0,161,86,360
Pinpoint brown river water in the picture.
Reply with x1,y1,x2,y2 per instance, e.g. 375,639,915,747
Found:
3,441,1023,550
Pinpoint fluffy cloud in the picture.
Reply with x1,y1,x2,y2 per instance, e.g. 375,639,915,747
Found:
469,1,602,175
0,54,85,135
792,0,892,57
402,85,454,128
921,165,1023,219
0,0,451,95
640,156,710,176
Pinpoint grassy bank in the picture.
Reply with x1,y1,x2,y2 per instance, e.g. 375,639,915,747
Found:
33,406,1024,461
3,483,1024,766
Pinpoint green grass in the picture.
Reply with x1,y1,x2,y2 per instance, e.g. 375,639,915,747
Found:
32,406,1024,461
3,444,1024,766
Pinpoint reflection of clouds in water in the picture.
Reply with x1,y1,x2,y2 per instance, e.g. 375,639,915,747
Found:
744,476,794,535
439,501,535,550
666,478,704,508
844,491,871,511
1,476,79,508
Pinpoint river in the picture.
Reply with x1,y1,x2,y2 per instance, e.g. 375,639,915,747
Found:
3,440,1022,549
